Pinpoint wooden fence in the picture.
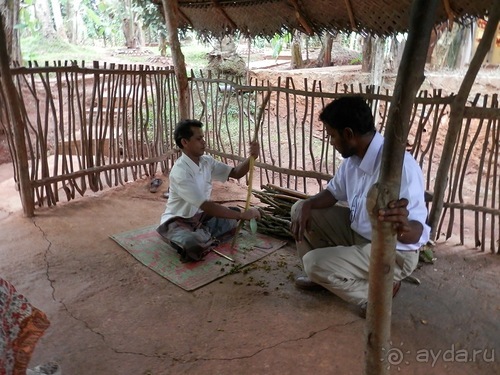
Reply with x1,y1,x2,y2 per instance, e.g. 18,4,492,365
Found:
0,61,180,206
0,61,498,253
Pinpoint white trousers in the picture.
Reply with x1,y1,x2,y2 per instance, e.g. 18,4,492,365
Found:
292,201,419,306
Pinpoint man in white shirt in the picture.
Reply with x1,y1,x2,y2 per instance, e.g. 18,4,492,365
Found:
290,96,430,317
157,119,261,262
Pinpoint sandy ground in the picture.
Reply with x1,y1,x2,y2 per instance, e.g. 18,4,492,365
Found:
0,161,499,375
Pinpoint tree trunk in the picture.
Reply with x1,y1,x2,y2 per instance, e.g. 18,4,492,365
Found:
432,25,459,69
444,26,464,69
387,36,405,72
159,30,168,57
162,0,190,120
50,0,68,41
290,31,303,69
371,38,385,87
316,33,333,67
34,0,56,39
134,17,144,48
66,0,82,43
121,0,143,49
364,0,439,374
122,17,136,48
447,25,472,69
455,25,473,69
0,0,21,63
362,35,373,72
428,2,500,241
426,25,445,64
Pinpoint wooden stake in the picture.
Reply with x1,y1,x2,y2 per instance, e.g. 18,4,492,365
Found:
364,0,439,374
231,89,271,249
0,15,34,217
428,3,500,240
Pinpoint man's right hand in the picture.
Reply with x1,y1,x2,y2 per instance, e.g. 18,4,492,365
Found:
241,207,261,221
291,200,311,242
291,190,337,242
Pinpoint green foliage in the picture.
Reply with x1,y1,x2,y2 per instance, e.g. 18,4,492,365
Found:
84,0,128,45
249,218,258,234
350,55,362,65
17,0,40,36
21,35,105,62
270,32,292,59
181,43,211,69
419,244,436,264
252,37,268,49
135,0,167,35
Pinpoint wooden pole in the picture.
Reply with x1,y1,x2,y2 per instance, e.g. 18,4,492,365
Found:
161,0,190,120
364,1,438,374
428,4,500,239
230,89,271,249
0,14,34,217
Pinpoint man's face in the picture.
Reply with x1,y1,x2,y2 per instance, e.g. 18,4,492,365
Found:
182,126,206,157
324,125,355,159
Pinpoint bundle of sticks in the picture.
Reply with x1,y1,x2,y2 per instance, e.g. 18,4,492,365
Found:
252,184,309,240
251,184,436,268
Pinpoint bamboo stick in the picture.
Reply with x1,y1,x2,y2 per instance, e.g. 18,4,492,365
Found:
231,89,271,248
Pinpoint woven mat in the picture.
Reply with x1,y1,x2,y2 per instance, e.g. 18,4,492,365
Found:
110,225,286,291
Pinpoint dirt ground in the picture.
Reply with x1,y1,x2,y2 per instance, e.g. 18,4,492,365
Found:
0,160,499,374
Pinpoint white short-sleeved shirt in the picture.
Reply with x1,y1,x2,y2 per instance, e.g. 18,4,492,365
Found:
160,153,233,224
326,132,430,250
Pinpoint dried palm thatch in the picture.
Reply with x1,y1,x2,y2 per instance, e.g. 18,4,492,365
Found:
153,0,495,38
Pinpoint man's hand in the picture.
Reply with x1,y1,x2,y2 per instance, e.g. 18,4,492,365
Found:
240,207,261,221
229,141,260,179
249,141,260,160
378,198,410,234
378,198,423,243
290,200,311,243
291,191,337,243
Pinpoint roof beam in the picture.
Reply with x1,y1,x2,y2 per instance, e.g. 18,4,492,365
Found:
442,0,456,30
211,0,237,30
344,0,357,31
162,0,190,119
176,5,193,27
289,0,314,35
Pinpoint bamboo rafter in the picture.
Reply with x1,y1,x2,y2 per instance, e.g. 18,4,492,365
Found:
288,0,314,35
442,0,456,30
211,0,237,30
175,2,193,27
344,0,357,31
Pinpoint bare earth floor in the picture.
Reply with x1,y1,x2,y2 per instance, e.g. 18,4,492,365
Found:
0,163,499,375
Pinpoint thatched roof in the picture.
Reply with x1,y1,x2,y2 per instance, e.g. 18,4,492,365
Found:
155,0,495,38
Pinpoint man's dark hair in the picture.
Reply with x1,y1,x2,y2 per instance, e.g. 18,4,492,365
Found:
319,96,375,135
174,119,203,149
